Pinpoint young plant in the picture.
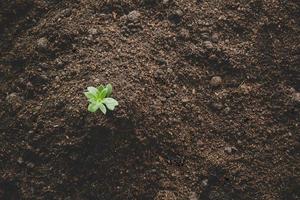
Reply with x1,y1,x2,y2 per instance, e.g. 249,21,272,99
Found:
84,84,118,114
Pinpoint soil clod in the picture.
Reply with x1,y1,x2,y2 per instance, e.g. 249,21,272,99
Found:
210,76,222,87
6,93,22,111
37,37,48,50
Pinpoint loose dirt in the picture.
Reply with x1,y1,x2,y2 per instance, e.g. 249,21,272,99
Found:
0,0,299,199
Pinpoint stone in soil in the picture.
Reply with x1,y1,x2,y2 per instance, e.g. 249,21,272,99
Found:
224,146,238,154
182,97,190,103
210,76,222,87
88,28,98,35
202,179,208,186
292,92,300,102
204,41,214,50
189,192,198,200
6,93,22,111
17,157,23,164
179,28,190,39
127,10,141,22
211,102,223,110
37,37,48,49
223,107,231,114
162,0,170,4
211,33,219,42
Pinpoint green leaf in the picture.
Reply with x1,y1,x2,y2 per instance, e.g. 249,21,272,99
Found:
88,102,99,112
106,84,113,97
84,92,95,99
97,85,105,92
99,103,107,114
98,88,108,99
88,98,96,103
103,98,118,110
87,87,98,96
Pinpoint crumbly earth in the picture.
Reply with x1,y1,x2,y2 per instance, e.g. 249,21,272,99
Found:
0,0,299,199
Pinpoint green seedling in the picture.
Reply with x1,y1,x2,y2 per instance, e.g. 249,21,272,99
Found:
84,84,118,114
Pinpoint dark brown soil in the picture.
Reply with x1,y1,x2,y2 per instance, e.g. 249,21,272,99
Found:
1,0,299,199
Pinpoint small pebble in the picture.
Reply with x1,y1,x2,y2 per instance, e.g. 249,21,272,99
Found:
203,41,213,49
160,97,167,102
27,162,35,168
223,107,230,114
6,93,22,110
182,98,190,103
201,32,210,39
35,105,41,111
224,146,238,154
39,63,48,69
88,28,98,35
202,179,208,186
179,28,190,39
167,68,173,73
189,192,198,200
162,0,170,4
211,102,223,110
40,74,48,81
211,33,219,42
127,10,141,21
174,9,183,18
62,8,71,17
57,61,64,68
292,92,300,102
210,76,222,87
240,84,252,94
37,37,48,49
17,157,23,164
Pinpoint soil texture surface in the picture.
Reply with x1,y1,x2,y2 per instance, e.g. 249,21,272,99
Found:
0,0,299,199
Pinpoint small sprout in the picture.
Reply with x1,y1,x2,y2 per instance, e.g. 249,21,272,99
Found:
84,84,118,114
